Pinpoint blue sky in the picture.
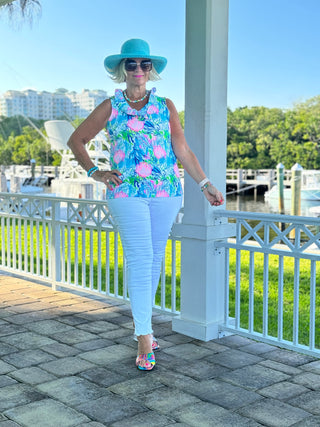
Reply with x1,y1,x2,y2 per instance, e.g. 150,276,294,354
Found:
0,0,319,112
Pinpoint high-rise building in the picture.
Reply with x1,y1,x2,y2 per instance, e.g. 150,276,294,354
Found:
0,88,108,120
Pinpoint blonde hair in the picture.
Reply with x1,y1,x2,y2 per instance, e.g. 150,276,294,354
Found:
107,59,161,83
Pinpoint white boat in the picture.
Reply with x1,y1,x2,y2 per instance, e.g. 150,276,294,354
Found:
265,170,320,202
44,120,110,200
4,166,48,194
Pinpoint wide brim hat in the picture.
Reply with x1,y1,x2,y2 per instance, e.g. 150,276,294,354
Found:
104,39,167,74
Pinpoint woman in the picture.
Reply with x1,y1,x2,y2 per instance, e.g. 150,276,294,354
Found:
67,38,224,371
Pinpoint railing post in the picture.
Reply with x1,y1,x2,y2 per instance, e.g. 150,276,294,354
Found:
237,169,243,193
172,0,233,341
51,199,61,291
290,163,303,239
268,169,274,191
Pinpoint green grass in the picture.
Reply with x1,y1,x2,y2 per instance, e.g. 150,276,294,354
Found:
0,218,181,310
1,218,319,348
228,249,320,348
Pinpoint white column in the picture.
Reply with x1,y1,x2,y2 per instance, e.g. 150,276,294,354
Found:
172,0,234,341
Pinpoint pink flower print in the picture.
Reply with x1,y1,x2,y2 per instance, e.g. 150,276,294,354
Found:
135,162,152,177
147,105,159,114
153,145,167,159
173,163,180,177
115,191,128,198
113,149,125,164
109,107,118,121
156,190,169,197
127,117,145,132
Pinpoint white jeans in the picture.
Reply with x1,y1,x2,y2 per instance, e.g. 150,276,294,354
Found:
107,196,182,336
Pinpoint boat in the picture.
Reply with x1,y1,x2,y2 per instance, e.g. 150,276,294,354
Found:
264,170,320,202
44,120,110,200
3,166,49,194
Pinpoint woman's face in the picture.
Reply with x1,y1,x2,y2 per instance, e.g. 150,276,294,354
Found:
125,58,151,86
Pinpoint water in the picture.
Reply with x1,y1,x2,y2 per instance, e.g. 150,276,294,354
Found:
226,194,320,218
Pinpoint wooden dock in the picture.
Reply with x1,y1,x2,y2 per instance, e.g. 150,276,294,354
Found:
226,169,292,195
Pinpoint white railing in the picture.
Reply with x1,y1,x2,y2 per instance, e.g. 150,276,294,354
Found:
215,210,320,357
2,192,320,356
0,193,181,315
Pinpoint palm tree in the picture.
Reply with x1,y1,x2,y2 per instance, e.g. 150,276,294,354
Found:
0,0,41,23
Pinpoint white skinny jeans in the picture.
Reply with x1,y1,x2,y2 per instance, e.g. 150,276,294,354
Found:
107,196,182,336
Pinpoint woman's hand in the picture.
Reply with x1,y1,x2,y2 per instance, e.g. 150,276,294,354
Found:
92,170,122,190
203,183,224,206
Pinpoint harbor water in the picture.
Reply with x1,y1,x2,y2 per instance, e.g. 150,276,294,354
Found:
226,194,320,218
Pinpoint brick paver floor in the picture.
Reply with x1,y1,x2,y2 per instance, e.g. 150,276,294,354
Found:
0,273,319,427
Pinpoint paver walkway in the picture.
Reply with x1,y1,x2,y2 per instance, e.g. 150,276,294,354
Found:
0,273,320,427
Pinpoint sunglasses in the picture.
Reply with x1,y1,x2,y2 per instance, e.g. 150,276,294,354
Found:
124,59,153,72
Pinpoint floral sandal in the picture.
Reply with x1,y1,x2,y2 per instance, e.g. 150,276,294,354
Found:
136,352,156,371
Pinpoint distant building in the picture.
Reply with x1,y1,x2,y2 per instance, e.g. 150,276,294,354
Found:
0,88,108,120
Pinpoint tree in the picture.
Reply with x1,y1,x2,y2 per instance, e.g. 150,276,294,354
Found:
227,106,285,169
0,0,41,25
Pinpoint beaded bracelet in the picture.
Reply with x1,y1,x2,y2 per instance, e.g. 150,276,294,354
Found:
201,182,210,192
87,166,99,177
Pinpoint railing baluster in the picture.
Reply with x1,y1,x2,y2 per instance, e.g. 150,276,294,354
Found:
81,227,86,289
97,226,102,293
1,216,5,267
6,217,10,268
67,225,71,284
106,231,110,295
224,247,230,325
29,220,34,274
42,219,46,277
74,227,79,286
13,217,16,270
235,249,241,329
24,219,28,273
114,231,118,297
278,255,284,342
263,253,269,337
18,219,22,271
249,251,254,333
89,229,94,290
61,225,65,283
36,221,40,275
309,260,316,351
293,257,300,346
171,238,177,313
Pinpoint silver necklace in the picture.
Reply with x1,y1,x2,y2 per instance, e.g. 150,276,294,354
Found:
123,90,149,103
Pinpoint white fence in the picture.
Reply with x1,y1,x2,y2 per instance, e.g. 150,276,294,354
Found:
1,192,320,356
215,210,320,357
0,193,181,315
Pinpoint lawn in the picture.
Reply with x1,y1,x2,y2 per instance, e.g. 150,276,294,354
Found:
1,218,319,348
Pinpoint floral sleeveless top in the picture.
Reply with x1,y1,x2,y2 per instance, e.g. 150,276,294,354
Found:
105,88,183,199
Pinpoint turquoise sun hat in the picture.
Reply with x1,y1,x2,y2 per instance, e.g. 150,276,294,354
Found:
104,39,167,74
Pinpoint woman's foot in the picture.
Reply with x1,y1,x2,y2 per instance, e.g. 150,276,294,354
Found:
133,333,160,351
136,334,155,370
137,333,152,355
135,352,155,371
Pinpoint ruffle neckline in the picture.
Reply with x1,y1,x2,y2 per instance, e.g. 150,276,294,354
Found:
114,87,157,117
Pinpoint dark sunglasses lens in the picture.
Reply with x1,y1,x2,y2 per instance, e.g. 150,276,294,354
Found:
125,60,137,71
141,60,152,71
124,60,152,72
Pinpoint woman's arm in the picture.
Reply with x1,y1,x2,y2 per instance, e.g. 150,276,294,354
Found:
67,99,122,189
166,98,224,206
